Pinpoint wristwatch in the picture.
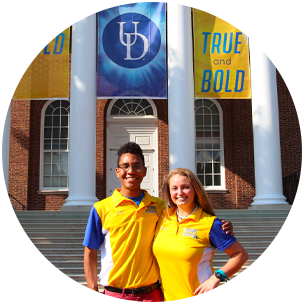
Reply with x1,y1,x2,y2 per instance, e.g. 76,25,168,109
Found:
215,269,230,282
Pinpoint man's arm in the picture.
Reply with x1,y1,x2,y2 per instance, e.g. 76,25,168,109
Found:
84,246,99,292
220,219,234,236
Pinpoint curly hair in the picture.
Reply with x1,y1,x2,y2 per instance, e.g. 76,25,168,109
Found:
162,168,216,216
117,142,145,167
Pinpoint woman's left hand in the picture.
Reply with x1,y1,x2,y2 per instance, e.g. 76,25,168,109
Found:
193,275,221,295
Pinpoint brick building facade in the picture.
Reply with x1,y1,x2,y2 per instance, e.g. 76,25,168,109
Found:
8,68,301,210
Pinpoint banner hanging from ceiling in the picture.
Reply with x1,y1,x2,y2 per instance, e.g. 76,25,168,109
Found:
13,1,71,100
193,9,251,99
97,2,167,99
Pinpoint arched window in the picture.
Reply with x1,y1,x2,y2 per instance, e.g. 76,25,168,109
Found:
109,99,156,116
195,99,225,189
40,100,70,191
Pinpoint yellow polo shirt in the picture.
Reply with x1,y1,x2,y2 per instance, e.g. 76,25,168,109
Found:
83,189,166,288
153,206,235,301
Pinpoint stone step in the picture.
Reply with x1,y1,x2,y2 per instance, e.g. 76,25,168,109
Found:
1,253,303,268
1,247,303,264
1,260,83,268
1,213,303,223
1,264,84,277
235,234,303,244
1,242,303,254
1,229,303,242
1,235,303,249
1,270,86,283
213,255,303,268
1,269,303,284
1,218,303,227
1,260,303,277
215,244,303,255
1,206,300,218
1,207,303,299
230,263,303,276
26,232,86,237
16,214,88,219
1,240,84,247
230,270,303,283
29,237,84,244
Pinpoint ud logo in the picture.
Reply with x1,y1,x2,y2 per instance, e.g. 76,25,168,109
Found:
146,206,157,214
182,227,198,239
103,13,161,69
118,21,148,60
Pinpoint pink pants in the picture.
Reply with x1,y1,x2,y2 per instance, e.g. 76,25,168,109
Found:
104,287,164,302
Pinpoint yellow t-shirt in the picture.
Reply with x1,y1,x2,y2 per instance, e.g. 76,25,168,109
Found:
153,206,217,301
84,189,166,288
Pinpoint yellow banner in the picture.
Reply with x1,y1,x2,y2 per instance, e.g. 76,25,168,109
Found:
13,1,71,100
193,10,251,99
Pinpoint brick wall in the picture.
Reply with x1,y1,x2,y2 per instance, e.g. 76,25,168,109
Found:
9,100,31,210
96,99,107,201
9,12,303,210
272,12,303,177
154,99,169,198
208,99,256,209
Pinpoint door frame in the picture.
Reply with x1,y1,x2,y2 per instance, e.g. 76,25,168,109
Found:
106,116,159,196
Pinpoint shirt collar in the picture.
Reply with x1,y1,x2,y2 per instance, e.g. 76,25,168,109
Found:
113,189,158,207
163,205,202,223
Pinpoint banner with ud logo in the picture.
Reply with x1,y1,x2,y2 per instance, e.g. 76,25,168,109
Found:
97,2,167,99
193,10,251,99
13,1,71,100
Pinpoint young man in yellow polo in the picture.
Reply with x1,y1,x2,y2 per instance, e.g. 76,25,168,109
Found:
83,142,233,301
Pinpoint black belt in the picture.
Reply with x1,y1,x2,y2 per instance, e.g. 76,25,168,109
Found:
104,281,161,295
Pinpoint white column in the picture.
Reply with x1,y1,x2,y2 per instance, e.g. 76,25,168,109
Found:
64,14,98,207
1,1,15,210
250,46,287,207
167,4,196,172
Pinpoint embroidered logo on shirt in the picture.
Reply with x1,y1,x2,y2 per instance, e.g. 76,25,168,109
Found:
146,206,157,214
160,226,166,230
182,227,198,239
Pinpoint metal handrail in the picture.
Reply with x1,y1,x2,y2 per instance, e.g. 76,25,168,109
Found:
8,193,27,210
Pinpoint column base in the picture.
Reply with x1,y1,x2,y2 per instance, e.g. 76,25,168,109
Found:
61,196,98,211
250,194,288,209
249,204,291,210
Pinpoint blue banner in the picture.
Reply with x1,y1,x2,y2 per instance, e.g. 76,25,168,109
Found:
97,2,167,99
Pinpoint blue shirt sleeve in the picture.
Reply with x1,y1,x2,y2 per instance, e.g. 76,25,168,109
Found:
83,206,104,250
209,217,236,252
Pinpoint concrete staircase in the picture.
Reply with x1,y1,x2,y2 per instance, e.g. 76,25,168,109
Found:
1,209,303,299
213,206,303,296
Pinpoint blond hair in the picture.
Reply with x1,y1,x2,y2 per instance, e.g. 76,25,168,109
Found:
162,168,216,216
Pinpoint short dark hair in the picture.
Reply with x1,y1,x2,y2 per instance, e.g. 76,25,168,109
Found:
117,142,145,167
